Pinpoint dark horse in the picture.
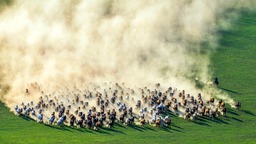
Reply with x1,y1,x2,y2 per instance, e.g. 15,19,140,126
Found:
213,77,219,86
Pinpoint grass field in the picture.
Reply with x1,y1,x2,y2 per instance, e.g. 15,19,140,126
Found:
1,8,256,144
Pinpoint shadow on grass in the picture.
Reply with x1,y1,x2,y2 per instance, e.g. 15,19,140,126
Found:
162,110,176,117
241,109,256,116
227,109,239,116
219,87,241,95
194,121,210,127
129,124,146,132
213,117,229,124
231,117,243,122
43,124,72,132
193,117,211,126
19,115,36,121
170,127,183,133
144,126,156,131
161,126,172,133
101,126,125,134
171,124,183,130
71,127,94,133
115,122,127,129
93,129,111,135
198,116,229,125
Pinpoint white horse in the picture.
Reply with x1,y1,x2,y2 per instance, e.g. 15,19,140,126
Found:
16,108,23,116
57,115,66,125
24,108,31,116
37,114,43,123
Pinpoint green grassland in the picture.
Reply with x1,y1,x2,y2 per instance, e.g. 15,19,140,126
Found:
1,8,256,144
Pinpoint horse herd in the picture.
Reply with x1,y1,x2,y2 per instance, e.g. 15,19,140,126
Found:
13,82,241,130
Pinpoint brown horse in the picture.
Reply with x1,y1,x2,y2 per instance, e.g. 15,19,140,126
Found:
210,98,215,103
119,114,125,123
221,107,227,116
165,101,172,109
182,99,187,107
155,119,161,127
140,118,146,125
94,121,101,130
200,106,206,116
205,108,210,116
173,104,178,111
221,102,225,108
172,98,177,103
199,100,204,106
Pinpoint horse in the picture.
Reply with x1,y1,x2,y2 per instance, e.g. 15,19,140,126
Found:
136,100,141,108
97,97,101,106
105,101,109,107
164,116,171,126
24,108,31,116
86,116,93,129
107,119,114,128
210,98,215,103
111,96,116,104
165,101,172,109
155,119,162,127
198,93,202,99
184,113,191,120
140,118,146,125
220,102,225,108
128,107,133,116
111,109,116,119
69,115,76,127
172,98,177,103
143,96,147,103
182,99,187,107
173,104,178,111
98,118,104,127
57,115,66,125
199,100,204,106
190,113,197,121
49,113,55,125
126,116,134,126
37,114,43,123
235,102,241,110
190,96,194,103
214,108,220,117
65,110,70,116
213,77,219,86
58,110,64,118
16,108,23,116
31,108,36,116
92,106,96,112
94,121,101,131
14,105,18,111
119,114,125,123
77,119,84,128
199,106,206,116
101,113,106,121
210,110,216,119
221,107,227,116
205,108,210,116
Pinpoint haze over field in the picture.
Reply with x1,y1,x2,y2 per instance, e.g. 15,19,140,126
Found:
0,0,255,108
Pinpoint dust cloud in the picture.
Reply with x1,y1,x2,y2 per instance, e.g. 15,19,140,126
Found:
0,0,254,109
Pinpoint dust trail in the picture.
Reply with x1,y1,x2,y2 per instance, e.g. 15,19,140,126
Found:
0,0,255,109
